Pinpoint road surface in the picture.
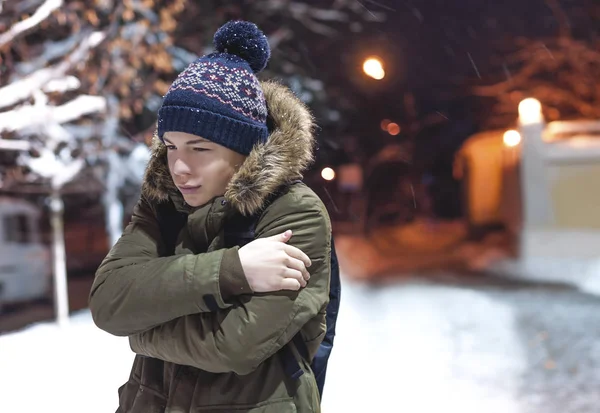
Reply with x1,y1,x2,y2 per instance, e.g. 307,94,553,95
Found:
1,273,599,412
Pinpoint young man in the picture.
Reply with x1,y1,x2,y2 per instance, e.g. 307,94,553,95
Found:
89,21,332,413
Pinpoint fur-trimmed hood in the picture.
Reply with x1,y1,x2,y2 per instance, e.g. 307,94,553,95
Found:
141,80,315,216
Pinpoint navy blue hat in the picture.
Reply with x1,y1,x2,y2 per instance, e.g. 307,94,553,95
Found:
158,21,271,155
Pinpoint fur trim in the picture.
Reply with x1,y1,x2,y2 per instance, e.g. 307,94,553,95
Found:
141,80,315,215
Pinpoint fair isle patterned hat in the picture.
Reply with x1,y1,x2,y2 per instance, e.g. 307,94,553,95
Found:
157,21,271,155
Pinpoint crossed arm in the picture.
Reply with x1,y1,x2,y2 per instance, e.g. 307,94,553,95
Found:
90,192,331,375
128,193,331,375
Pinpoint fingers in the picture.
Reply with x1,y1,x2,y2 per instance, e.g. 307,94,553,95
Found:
280,276,302,291
285,256,311,282
263,231,311,270
283,244,312,269
266,230,292,243
284,268,307,288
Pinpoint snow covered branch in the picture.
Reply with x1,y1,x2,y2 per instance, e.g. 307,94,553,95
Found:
0,31,105,110
22,148,86,188
15,35,84,76
0,0,63,48
0,0,383,194
0,139,31,151
0,95,107,133
42,76,81,94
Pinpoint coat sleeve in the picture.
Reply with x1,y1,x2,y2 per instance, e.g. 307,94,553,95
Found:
128,190,331,375
89,196,252,337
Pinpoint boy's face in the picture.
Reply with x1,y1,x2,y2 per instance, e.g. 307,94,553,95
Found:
164,131,247,207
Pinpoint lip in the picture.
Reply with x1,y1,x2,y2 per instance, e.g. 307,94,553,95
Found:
178,185,201,195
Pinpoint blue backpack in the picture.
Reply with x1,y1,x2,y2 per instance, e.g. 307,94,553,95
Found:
223,195,341,401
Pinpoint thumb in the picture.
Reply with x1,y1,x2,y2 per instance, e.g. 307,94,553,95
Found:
267,229,292,242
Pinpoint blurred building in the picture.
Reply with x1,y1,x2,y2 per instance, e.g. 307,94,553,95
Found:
454,104,600,281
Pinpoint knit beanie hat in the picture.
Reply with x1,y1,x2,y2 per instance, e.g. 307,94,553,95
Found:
157,21,271,155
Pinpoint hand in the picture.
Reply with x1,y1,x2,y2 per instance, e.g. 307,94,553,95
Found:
238,230,312,293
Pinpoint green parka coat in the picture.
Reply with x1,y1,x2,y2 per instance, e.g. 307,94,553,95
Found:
89,81,332,413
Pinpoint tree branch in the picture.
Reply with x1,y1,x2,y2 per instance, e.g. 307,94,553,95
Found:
0,139,31,151
545,0,571,39
0,94,107,133
472,58,547,96
15,34,84,76
0,30,105,109
0,0,63,48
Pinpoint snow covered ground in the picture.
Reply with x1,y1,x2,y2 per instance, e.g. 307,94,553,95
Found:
323,280,525,413
0,311,134,413
2,274,599,412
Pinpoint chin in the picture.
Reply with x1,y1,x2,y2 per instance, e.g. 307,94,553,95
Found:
182,194,210,208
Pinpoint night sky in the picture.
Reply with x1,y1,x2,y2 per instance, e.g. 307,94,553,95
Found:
336,0,595,132
304,0,597,217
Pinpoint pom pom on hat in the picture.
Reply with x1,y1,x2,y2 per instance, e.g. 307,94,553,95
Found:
158,20,271,155
214,20,271,73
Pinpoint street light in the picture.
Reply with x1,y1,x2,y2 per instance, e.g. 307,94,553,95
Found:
518,98,543,125
503,130,521,147
363,57,385,80
321,167,335,181
387,122,401,136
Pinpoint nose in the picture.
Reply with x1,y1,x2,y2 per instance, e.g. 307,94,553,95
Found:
172,157,192,176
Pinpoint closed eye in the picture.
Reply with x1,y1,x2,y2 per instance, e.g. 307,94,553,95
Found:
193,147,210,152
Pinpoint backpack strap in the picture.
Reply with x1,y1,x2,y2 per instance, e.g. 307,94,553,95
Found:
223,212,257,248
154,199,187,256
282,336,306,380
223,180,302,248
311,235,341,399
287,235,340,400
